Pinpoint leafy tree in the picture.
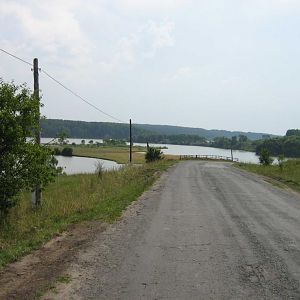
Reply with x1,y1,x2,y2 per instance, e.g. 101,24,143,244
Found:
81,139,85,145
145,147,163,162
61,147,73,156
0,80,57,215
259,149,273,166
286,129,300,137
239,135,248,143
231,136,238,146
53,147,61,155
57,130,68,145
256,136,300,158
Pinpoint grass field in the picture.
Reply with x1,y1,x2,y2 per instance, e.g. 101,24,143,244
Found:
236,159,300,192
53,145,178,164
73,145,146,163
0,160,174,269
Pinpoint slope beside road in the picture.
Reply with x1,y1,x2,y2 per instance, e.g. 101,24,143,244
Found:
45,161,300,299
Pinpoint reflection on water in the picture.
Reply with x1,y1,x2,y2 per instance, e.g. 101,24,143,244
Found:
134,143,260,164
55,156,121,175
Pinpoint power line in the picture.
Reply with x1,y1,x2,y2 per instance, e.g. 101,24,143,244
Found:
0,48,126,123
41,70,125,123
0,48,32,66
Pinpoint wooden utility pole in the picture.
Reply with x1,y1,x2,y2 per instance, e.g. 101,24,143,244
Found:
32,58,41,206
129,119,132,163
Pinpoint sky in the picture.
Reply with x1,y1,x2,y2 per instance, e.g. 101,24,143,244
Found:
1,0,300,135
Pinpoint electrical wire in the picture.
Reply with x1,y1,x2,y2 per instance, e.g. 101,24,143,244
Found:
0,48,126,123
41,69,125,123
0,48,32,66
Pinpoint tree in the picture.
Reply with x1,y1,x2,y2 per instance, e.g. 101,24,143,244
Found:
278,154,285,172
286,129,300,137
0,80,57,215
145,147,163,162
57,130,68,145
61,147,73,156
259,149,273,166
239,135,248,143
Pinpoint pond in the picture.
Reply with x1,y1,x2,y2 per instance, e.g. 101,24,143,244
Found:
55,156,121,175
42,138,260,165
134,143,260,164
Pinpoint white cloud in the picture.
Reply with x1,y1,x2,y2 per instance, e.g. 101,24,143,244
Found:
114,0,186,13
0,0,93,64
99,20,175,72
161,67,192,83
240,0,300,19
142,20,175,58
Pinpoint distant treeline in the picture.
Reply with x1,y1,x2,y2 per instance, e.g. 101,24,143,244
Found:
256,130,300,158
41,119,274,141
41,120,300,157
135,134,208,146
41,119,149,139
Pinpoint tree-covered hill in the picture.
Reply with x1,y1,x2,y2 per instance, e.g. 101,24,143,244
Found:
41,119,275,141
136,124,275,140
41,119,150,139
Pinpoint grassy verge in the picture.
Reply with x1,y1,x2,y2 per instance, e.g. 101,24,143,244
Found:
0,160,175,269
52,145,179,164
236,159,300,192
72,145,146,164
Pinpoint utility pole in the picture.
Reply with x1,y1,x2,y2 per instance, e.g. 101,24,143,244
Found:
32,58,41,206
129,119,132,163
231,148,233,162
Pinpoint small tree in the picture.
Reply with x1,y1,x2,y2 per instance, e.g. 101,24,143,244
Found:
278,154,285,172
81,139,85,145
259,149,273,166
0,80,57,215
57,130,68,145
61,147,73,156
145,147,163,163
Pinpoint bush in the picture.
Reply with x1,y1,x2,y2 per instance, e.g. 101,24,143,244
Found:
278,154,285,172
145,147,163,163
61,147,73,156
259,149,273,166
53,148,61,155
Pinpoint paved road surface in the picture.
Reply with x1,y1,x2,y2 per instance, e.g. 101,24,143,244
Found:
56,161,300,299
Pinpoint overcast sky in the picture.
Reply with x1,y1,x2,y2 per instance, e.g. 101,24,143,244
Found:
1,0,300,135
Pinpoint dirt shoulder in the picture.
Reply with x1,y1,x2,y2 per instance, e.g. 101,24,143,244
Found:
0,221,108,299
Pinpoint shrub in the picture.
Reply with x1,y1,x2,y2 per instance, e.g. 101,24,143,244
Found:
61,147,73,156
145,147,163,163
53,148,61,155
278,154,285,172
259,149,273,166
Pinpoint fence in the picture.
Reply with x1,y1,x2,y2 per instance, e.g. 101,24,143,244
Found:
179,155,239,162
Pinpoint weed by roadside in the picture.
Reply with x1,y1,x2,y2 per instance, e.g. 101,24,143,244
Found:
0,160,175,269
235,159,300,192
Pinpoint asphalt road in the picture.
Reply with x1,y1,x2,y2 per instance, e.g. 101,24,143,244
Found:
55,161,300,299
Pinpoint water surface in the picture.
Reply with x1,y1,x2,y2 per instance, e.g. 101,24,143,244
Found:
55,156,121,175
